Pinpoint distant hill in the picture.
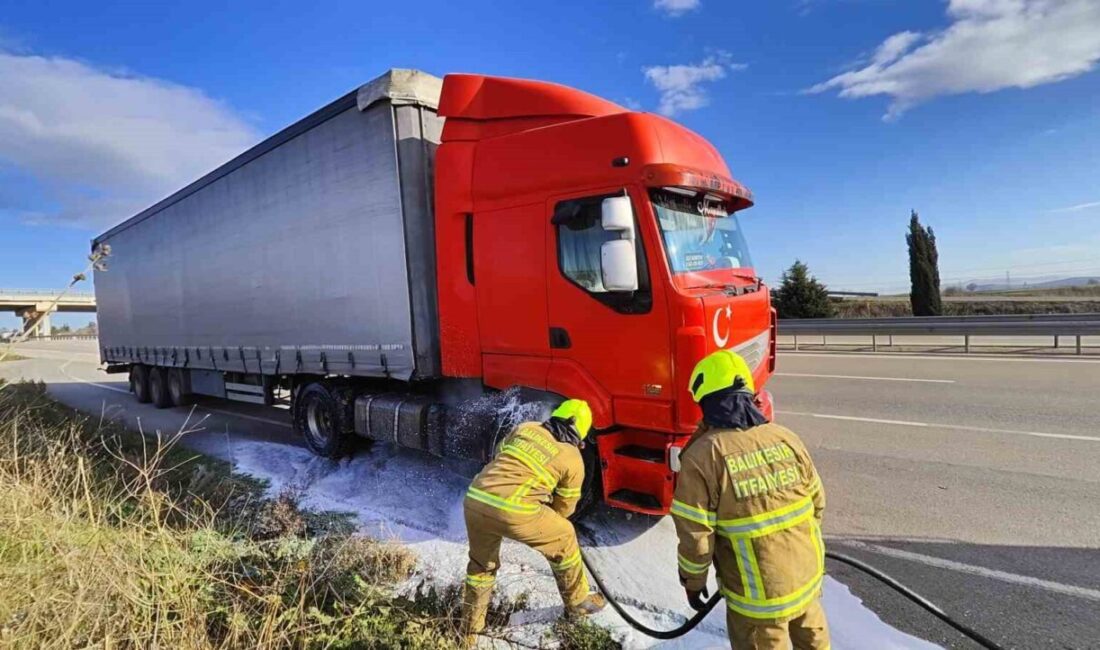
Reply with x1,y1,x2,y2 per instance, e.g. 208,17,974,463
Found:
963,276,1100,292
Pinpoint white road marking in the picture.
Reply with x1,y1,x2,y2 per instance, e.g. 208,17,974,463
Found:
58,359,292,428
777,372,955,384
778,409,1100,443
835,540,1100,603
203,407,292,429
782,351,1100,364
59,359,130,394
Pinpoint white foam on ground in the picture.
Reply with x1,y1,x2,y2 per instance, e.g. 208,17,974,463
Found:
227,437,939,648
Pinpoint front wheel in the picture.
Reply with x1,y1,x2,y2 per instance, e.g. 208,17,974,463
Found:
293,381,354,458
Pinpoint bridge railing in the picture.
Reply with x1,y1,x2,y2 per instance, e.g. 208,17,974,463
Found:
0,289,95,299
14,334,99,342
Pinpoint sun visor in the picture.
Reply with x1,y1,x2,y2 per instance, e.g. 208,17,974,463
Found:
643,163,754,211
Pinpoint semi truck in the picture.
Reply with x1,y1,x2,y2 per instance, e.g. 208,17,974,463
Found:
93,68,776,516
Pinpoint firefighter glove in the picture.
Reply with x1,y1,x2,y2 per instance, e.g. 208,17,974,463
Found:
686,585,709,611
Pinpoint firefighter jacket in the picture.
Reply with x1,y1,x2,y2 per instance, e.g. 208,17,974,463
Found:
671,422,826,621
466,422,585,519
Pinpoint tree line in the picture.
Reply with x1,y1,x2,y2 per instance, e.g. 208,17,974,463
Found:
773,210,941,319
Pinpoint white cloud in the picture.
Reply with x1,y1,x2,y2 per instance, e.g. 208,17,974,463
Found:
0,50,259,226
1049,200,1100,213
643,52,746,116
807,0,1100,120
653,0,700,17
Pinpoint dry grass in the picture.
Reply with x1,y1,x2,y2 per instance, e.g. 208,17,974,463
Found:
0,380,459,649
833,299,1100,318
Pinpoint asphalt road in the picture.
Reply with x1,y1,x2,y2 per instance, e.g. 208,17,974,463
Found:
4,341,1100,648
771,352,1100,649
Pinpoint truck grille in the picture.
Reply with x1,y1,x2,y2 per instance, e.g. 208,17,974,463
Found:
731,329,770,372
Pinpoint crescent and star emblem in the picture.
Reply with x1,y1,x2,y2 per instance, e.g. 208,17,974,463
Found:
712,304,732,348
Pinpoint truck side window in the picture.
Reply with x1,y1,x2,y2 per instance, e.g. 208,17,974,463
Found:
553,194,652,314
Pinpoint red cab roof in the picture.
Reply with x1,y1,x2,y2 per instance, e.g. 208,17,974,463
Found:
439,73,626,121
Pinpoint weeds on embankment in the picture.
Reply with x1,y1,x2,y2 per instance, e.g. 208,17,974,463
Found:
0,381,457,649
0,381,621,649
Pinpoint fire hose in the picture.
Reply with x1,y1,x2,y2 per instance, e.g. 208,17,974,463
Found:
579,548,1004,649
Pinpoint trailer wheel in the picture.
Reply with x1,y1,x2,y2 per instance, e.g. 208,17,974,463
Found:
130,365,151,403
294,381,353,458
167,370,192,407
149,367,172,409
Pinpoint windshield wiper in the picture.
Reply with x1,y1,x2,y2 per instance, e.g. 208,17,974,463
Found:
728,271,760,284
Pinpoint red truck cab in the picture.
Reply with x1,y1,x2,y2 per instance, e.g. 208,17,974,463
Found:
433,74,776,514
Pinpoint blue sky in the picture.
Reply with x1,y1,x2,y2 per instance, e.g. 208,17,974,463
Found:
2,0,1099,329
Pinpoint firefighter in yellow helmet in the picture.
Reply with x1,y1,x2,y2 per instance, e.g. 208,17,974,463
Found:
671,350,829,649
461,399,606,646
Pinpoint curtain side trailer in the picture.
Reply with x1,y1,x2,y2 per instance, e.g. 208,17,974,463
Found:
94,68,776,515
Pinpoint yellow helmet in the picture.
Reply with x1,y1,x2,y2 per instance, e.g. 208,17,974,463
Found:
689,350,755,403
551,399,593,440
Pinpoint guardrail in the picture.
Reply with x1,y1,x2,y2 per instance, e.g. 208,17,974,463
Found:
778,313,1100,354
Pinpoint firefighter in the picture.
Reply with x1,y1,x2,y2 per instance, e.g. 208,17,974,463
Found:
671,350,829,649
461,399,606,645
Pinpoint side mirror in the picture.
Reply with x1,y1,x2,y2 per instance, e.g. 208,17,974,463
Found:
601,196,635,240
601,240,639,291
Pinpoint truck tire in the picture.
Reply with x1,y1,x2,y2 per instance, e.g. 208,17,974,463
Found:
149,367,172,409
167,370,192,407
294,381,354,458
130,365,151,403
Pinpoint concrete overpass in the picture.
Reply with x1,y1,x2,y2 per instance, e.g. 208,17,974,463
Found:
0,289,96,337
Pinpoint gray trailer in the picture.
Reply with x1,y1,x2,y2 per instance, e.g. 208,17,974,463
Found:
95,69,443,394
92,69,485,458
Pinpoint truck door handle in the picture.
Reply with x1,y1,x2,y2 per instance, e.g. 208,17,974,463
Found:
549,327,572,349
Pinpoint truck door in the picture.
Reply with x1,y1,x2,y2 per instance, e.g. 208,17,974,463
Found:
473,203,552,389
545,186,673,431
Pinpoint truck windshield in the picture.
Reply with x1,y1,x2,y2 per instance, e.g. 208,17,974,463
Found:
650,189,753,275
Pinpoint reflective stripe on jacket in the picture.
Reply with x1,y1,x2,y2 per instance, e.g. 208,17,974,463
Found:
671,422,826,621
466,422,585,518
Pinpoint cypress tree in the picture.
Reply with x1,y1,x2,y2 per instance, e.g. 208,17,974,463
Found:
907,210,943,316
775,260,834,319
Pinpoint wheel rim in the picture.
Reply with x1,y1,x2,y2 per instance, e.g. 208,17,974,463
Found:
169,375,181,402
305,397,334,448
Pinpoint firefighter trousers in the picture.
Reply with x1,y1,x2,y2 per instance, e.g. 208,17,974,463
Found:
461,500,589,634
726,597,830,649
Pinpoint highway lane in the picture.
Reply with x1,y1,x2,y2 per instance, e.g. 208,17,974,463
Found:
772,352,1100,648
4,341,1100,648
777,333,1100,353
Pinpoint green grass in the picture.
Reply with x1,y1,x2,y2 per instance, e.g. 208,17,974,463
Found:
0,380,460,649
552,618,622,649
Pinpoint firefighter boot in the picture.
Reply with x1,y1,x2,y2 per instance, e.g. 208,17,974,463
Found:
461,577,495,639
566,592,607,619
